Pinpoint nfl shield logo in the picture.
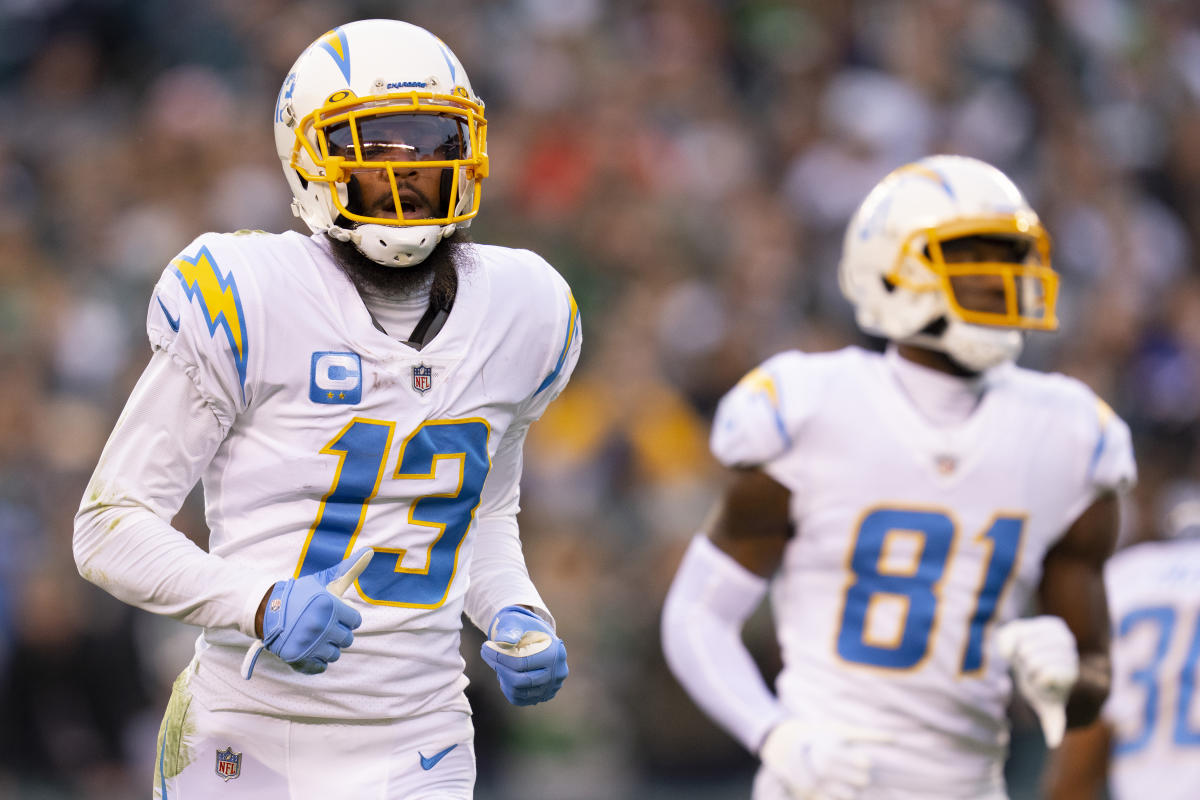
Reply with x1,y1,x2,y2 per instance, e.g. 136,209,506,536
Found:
935,454,958,475
215,747,242,781
412,364,433,395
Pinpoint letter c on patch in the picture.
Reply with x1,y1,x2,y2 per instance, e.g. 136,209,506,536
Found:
310,351,362,404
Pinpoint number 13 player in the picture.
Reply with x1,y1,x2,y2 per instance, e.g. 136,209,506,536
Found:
74,19,578,799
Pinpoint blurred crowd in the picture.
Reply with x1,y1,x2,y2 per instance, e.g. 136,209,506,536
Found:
2,0,1200,797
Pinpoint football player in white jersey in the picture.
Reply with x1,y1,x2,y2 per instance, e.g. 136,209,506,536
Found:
1046,486,1200,800
661,155,1136,800
73,19,580,799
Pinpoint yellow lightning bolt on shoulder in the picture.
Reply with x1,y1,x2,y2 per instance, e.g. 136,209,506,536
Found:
738,367,780,409
1095,397,1115,429
171,245,250,402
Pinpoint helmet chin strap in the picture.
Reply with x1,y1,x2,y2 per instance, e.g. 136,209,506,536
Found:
905,319,1023,374
328,222,454,268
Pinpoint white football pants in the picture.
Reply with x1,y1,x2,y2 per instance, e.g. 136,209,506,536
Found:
153,671,475,799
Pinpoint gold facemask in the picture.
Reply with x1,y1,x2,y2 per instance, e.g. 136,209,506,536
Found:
885,214,1058,330
290,88,488,228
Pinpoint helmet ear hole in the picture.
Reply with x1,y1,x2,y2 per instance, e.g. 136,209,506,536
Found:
296,171,308,190
920,317,949,337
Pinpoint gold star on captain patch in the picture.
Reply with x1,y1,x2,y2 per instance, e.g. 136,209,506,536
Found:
339,392,345,399
327,391,334,399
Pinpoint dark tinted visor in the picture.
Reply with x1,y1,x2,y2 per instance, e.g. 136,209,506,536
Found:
939,234,1035,264
327,113,466,163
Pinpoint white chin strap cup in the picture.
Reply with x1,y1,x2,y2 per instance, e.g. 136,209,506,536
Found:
906,320,1023,373
329,222,451,267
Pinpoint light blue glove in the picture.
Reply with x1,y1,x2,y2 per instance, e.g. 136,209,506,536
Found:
242,549,372,678
480,605,568,706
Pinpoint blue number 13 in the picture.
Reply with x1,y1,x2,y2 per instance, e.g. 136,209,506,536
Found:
296,417,491,608
837,508,1024,673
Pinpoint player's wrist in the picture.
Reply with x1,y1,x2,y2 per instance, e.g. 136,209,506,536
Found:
1066,652,1111,728
254,584,275,638
257,580,291,638
753,710,792,756
488,605,551,640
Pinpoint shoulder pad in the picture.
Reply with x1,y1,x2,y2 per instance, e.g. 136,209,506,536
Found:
711,353,800,468
1084,395,1136,493
147,234,255,421
478,246,582,417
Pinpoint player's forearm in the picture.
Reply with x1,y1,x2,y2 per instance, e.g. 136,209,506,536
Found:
661,535,787,752
464,514,552,632
73,350,271,632
1043,721,1113,800
74,499,268,635
1065,651,1111,728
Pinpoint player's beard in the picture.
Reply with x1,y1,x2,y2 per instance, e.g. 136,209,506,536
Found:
326,228,470,310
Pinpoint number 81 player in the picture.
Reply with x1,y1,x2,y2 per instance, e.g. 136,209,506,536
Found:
662,155,1135,800
74,19,578,799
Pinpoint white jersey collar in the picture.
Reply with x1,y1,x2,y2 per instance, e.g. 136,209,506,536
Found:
884,345,987,427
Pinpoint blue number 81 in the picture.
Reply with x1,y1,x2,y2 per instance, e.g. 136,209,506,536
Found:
837,509,954,669
836,507,1024,673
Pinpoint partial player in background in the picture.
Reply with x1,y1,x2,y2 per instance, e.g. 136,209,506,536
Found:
73,19,578,799
661,155,1135,800
1045,485,1200,800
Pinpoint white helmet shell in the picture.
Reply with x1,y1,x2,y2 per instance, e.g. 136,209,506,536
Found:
838,155,1057,371
273,20,488,266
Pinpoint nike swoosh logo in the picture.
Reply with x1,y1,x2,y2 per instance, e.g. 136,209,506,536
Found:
418,744,457,771
156,296,180,332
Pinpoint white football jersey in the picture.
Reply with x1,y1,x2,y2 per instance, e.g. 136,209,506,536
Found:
144,230,580,719
711,347,1135,797
1103,538,1200,800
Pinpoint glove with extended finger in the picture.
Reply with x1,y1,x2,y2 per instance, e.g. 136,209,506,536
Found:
995,615,1079,748
759,718,889,800
243,548,371,678
480,605,568,706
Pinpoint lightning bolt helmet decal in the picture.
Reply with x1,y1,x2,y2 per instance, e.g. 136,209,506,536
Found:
317,27,352,84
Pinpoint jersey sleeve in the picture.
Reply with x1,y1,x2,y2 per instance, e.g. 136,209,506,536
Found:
517,263,582,423
463,416,553,633
1051,385,1138,536
73,350,274,636
710,351,806,468
464,251,579,632
147,233,256,428
1087,397,1136,494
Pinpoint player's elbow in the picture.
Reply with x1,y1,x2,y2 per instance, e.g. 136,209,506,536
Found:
659,584,691,678
72,490,133,586
73,500,107,583
660,576,719,683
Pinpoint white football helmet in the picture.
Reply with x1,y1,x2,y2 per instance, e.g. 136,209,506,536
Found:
1159,482,1200,540
273,20,488,267
838,155,1057,372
